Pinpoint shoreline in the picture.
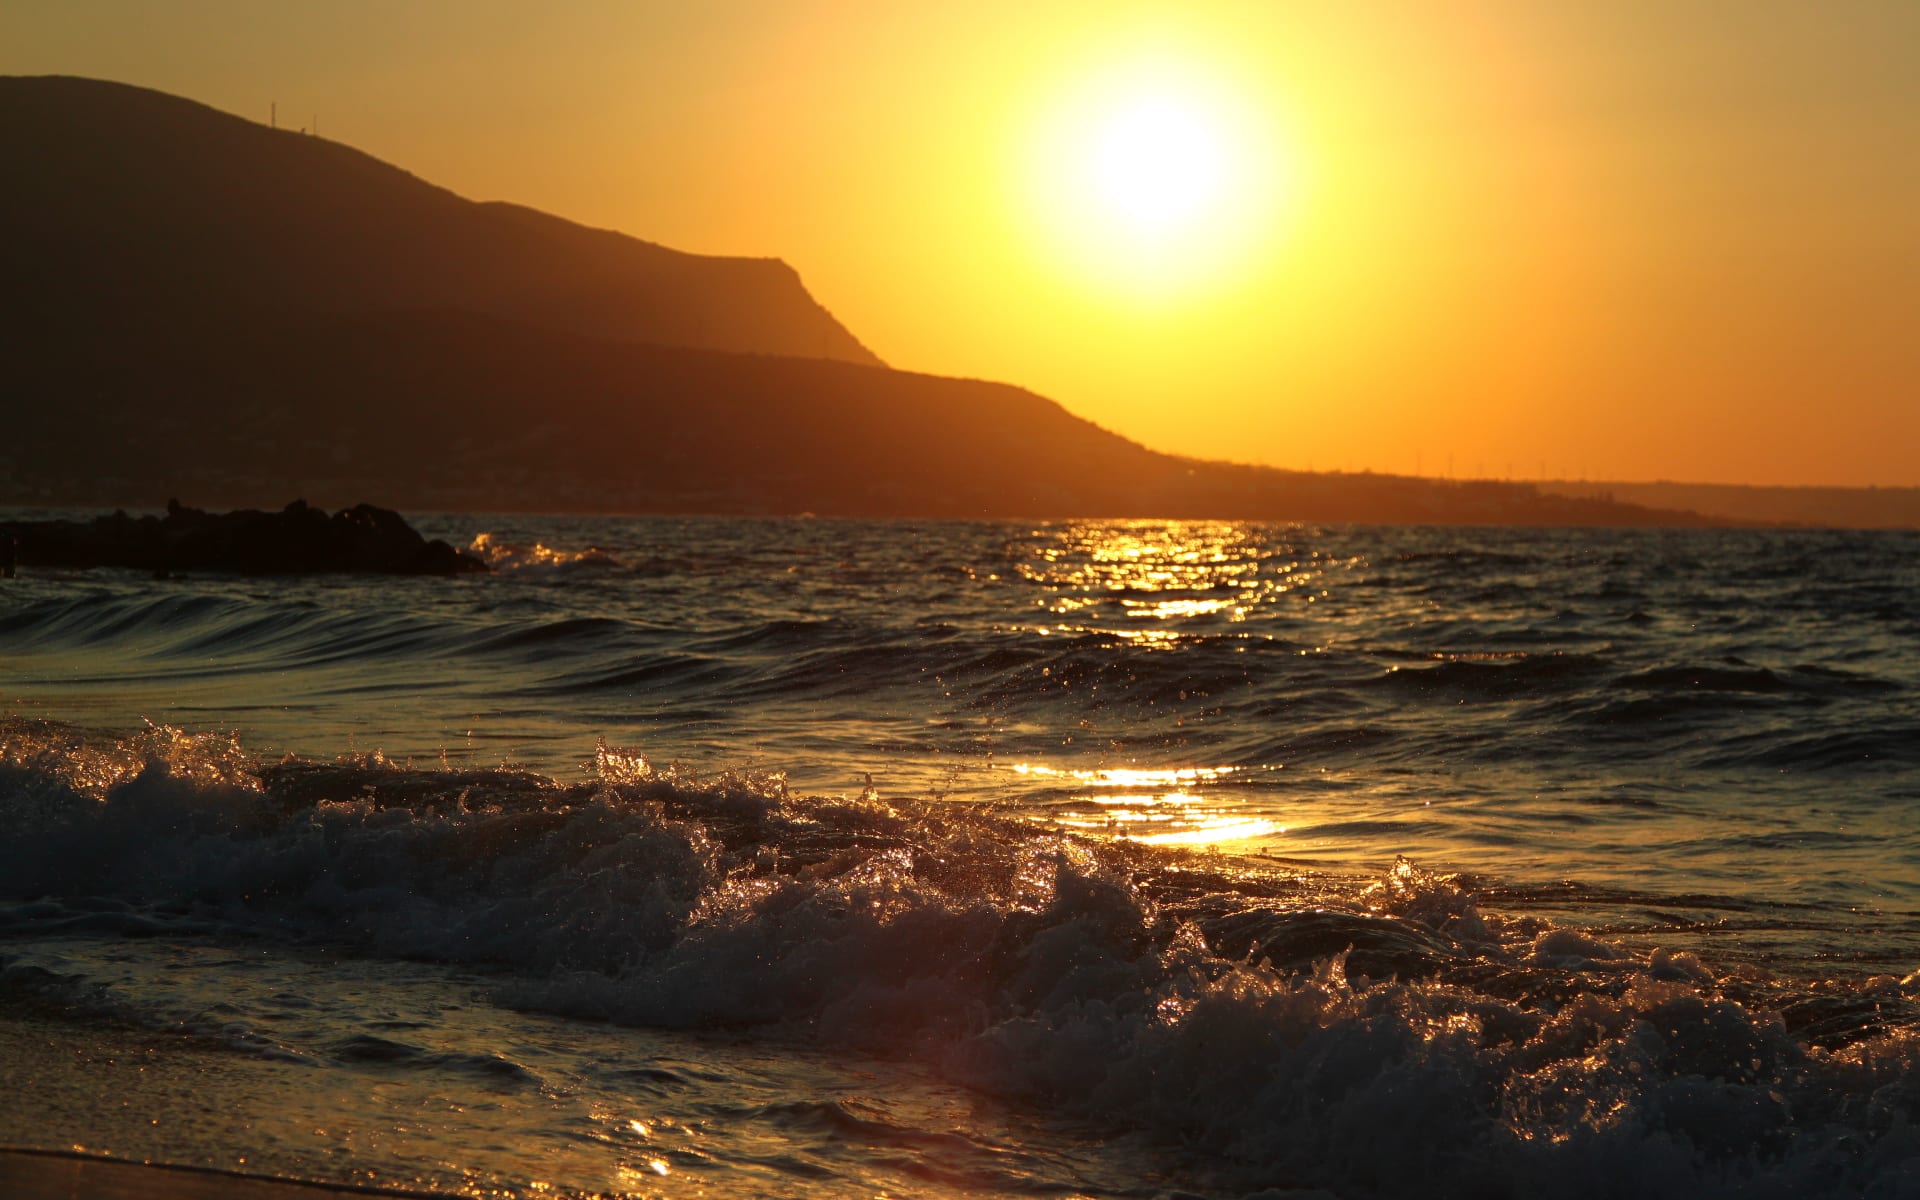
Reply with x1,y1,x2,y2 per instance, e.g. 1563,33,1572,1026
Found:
0,1149,458,1200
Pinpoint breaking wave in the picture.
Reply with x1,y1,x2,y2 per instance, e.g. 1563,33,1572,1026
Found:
4,719,1920,1198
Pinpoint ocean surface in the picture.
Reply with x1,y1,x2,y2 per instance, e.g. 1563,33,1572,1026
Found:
2,515,1918,1198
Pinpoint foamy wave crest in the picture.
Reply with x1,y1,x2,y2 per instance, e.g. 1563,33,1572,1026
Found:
3,719,1918,1198
466,531,620,573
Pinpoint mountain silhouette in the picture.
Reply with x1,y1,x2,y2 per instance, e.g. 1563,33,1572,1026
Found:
0,76,1728,526
0,76,876,364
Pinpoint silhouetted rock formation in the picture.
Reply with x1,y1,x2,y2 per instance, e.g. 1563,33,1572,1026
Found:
0,76,877,365
5,501,486,575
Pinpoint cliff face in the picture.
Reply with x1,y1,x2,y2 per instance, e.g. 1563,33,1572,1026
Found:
0,75,879,365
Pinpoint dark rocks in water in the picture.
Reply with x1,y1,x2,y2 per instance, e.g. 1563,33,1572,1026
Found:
4,500,487,576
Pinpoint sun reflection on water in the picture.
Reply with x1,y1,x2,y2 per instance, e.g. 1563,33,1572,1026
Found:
1010,763,1279,846
1014,520,1360,644
996,522,1339,845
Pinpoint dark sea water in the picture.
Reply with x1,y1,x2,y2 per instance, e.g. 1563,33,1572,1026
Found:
3,516,1919,1198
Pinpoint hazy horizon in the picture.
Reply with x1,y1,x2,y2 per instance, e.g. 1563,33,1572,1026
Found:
6,1,1917,488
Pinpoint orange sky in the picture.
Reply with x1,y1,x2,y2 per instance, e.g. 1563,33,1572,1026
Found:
7,1,1917,486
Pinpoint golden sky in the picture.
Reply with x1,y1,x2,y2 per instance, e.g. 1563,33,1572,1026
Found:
7,1,1917,486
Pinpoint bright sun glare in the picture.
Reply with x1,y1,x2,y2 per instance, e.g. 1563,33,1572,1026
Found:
1021,57,1296,299
1087,96,1230,237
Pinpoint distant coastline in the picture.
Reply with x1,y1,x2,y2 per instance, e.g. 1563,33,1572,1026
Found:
10,464,1919,531
1536,479,1920,530
4,77,1907,530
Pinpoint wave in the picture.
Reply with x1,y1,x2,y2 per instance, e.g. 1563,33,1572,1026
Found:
3,719,1919,1198
1615,662,1903,698
466,531,622,573
1371,652,1612,699
1696,725,1920,772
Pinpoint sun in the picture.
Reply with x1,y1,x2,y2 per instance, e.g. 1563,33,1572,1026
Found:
1086,96,1230,237
1019,58,1297,299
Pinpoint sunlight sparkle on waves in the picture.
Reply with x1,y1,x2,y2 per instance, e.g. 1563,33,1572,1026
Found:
1012,763,1280,846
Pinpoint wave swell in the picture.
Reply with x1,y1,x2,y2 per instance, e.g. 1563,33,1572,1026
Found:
4,720,1919,1198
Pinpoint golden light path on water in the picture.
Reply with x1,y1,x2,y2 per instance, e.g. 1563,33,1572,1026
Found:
1009,763,1281,846
996,520,1350,847
1016,521,1350,637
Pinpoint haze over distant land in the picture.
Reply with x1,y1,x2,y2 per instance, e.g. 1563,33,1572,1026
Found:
1539,481,1920,531
0,77,1905,527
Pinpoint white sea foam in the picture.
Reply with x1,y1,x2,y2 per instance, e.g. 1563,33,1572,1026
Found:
4,719,1919,1197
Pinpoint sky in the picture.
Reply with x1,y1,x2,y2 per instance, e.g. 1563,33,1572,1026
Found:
6,0,1917,487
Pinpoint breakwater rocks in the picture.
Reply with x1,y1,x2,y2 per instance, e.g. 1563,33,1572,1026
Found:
3,500,487,576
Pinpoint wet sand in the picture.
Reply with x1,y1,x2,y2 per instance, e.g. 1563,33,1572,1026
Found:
0,1151,452,1200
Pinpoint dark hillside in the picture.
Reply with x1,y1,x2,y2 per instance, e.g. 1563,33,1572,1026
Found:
0,76,1733,526
0,76,876,364
4,305,1726,524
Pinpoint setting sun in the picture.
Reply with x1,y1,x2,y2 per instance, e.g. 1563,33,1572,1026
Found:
1085,95,1230,238
1019,52,1297,299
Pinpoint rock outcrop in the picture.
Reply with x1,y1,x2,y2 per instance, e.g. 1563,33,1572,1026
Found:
4,501,486,576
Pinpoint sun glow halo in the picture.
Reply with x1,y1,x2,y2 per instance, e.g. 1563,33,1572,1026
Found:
1019,55,1297,299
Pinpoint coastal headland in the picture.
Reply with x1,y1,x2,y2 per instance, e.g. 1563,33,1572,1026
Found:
0,75,1767,527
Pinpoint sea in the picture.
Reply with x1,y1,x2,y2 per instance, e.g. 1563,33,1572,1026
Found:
2,514,1918,1199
